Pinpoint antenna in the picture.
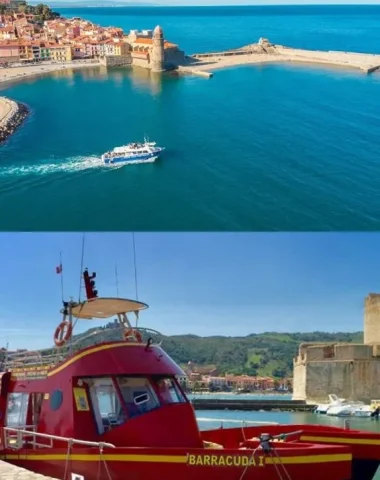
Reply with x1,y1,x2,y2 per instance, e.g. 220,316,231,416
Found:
78,233,85,303
115,264,119,297
59,251,64,301
132,232,139,300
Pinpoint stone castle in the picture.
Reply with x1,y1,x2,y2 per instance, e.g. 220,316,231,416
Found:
293,293,380,403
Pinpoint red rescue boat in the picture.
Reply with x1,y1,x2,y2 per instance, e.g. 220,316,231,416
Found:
0,269,379,480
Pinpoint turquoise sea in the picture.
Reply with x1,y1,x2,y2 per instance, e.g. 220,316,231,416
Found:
1,5,380,230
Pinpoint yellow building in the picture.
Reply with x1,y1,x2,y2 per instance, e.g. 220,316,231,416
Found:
113,41,129,56
49,45,72,63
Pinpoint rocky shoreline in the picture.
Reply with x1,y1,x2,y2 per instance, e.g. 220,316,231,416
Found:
0,97,29,144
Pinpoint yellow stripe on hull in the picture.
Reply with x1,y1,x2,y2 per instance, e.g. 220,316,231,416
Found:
300,435,380,446
1,453,352,465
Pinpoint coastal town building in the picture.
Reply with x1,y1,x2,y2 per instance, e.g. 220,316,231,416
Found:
0,11,186,71
293,293,380,403
184,361,292,393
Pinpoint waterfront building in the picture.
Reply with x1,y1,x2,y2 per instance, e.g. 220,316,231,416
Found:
130,25,185,71
293,293,380,403
49,44,72,62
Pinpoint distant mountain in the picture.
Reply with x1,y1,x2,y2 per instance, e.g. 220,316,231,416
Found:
53,327,363,379
34,0,159,6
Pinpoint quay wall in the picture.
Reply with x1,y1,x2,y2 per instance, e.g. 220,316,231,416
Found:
273,45,380,72
99,54,132,67
0,460,59,479
192,398,316,411
177,66,213,78
0,97,29,144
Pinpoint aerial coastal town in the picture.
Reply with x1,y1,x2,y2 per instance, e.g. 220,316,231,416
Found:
0,0,186,71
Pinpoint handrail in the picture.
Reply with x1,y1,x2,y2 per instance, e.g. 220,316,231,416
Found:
196,417,280,426
3,427,116,449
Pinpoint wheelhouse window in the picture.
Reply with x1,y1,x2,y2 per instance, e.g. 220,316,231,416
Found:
88,377,125,434
155,377,186,404
6,393,29,427
117,377,159,418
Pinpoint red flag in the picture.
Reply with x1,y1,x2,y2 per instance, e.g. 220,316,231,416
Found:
56,264,62,274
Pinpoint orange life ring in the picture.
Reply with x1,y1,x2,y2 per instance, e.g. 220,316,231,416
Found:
54,320,73,347
123,328,142,343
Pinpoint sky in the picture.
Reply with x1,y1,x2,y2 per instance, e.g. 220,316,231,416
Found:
0,232,378,350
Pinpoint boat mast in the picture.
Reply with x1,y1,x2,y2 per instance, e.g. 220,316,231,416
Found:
132,232,139,328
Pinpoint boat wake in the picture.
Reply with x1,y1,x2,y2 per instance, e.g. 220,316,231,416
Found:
0,155,110,177
0,154,159,178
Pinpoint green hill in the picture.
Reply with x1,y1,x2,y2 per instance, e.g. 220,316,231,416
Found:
69,326,363,379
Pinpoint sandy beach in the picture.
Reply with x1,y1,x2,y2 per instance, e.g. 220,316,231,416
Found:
0,60,101,85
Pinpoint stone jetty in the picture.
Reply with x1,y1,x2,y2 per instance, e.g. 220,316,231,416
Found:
188,38,380,76
192,398,316,412
0,96,29,144
0,460,59,480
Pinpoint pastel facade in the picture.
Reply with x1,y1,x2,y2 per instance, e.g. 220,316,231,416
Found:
0,16,185,72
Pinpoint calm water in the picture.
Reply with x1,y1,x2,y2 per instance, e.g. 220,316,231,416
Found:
1,5,380,230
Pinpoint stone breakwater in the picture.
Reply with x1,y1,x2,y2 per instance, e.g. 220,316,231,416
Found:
189,38,380,75
0,460,59,479
0,96,29,144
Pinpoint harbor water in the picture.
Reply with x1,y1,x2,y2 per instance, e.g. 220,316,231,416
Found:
1,6,380,230
193,394,380,479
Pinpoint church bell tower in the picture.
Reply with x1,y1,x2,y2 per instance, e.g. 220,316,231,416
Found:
151,25,165,73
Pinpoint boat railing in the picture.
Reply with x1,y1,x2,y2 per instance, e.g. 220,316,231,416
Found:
2,426,116,451
197,417,280,428
2,325,163,371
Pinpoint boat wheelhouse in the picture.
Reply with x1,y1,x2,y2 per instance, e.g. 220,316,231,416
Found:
0,269,380,480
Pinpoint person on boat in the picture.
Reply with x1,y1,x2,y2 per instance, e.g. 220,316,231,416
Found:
371,406,380,419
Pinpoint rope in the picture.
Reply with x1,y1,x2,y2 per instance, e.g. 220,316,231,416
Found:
272,447,292,480
237,444,261,480
63,438,73,480
237,434,294,480
78,233,85,303
132,232,139,300
269,449,285,480
99,443,113,480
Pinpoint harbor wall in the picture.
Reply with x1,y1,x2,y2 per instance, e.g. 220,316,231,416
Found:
192,398,315,411
274,45,380,71
99,54,132,67
0,97,29,144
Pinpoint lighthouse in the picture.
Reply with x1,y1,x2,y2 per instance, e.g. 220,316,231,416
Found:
151,25,165,72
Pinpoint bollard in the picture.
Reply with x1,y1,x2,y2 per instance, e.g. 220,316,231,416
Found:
344,419,350,430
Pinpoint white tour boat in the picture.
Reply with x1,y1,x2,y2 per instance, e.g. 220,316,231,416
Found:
101,139,165,166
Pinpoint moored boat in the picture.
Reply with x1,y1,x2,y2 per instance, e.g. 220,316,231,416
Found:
0,269,380,480
101,138,164,165
314,394,346,414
